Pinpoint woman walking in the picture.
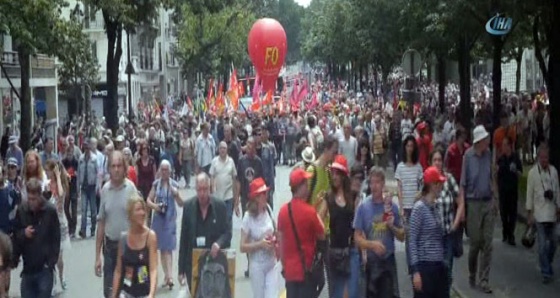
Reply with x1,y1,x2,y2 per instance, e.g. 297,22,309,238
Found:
112,195,158,298
317,155,359,298
45,159,71,292
409,166,448,298
395,136,423,221
430,149,464,288
240,177,280,298
146,160,183,289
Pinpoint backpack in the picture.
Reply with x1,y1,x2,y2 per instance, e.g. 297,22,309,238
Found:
194,250,231,298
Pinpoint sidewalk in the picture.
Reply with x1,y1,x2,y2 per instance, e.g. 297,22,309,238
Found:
451,222,560,298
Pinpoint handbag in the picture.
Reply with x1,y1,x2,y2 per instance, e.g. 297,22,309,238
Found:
288,202,325,296
522,224,536,249
329,247,350,275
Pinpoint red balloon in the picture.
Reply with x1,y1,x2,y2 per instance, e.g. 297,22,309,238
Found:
248,18,287,92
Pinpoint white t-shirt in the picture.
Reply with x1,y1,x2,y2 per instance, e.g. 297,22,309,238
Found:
209,156,237,200
241,210,276,265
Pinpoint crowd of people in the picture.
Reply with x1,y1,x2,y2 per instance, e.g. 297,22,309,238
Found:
0,77,557,298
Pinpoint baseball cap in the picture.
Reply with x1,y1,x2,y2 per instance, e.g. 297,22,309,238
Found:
7,157,18,167
331,155,349,175
423,166,446,184
289,168,313,188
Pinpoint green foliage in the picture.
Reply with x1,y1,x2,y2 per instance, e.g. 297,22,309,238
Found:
58,5,100,91
176,0,256,76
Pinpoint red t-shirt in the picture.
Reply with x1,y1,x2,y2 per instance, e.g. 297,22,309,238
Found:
445,142,470,183
416,134,432,170
278,198,324,282
127,165,137,186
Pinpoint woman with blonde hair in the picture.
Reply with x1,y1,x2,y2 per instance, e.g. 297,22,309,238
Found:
21,150,47,201
44,159,71,292
240,177,280,298
112,195,158,298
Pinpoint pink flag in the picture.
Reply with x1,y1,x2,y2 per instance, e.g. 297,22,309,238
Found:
252,73,261,104
307,92,319,110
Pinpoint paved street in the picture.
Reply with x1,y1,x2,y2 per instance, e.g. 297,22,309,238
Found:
7,165,560,298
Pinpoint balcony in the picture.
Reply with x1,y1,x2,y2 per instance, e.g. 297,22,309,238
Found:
0,51,56,80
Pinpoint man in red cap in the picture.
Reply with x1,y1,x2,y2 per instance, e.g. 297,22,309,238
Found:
278,168,326,297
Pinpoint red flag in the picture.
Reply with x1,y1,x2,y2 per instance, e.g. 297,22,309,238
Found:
263,90,273,105
228,69,239,110
297,79,309,103
307,92,319,110
290,79,300,111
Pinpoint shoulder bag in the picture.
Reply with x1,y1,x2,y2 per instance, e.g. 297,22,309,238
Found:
288,202,325,297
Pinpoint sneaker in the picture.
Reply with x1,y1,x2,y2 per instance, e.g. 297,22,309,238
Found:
244,270,250,278
79,231,86,239
61,279,67,290
479,281,493,293
542,276,553,284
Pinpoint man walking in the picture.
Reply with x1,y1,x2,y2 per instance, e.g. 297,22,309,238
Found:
460,125,495,293
94,151,138,297
78,140,100,238
526,143,560,284
12,178,60,298
196,122,216,175
209,141,240,223
178,173,232,288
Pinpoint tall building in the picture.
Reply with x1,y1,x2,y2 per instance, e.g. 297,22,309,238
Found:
59,1,182,120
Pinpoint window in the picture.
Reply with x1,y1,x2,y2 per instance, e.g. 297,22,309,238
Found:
91,41,97,60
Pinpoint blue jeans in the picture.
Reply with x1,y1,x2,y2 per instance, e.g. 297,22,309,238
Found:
80,185,97,234
224,199,233,223
330,247,361,298
20,268,53,298
536,222,557,278
443,234,454,286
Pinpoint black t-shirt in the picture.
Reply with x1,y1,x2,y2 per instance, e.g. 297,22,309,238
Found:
497,153,522,191
236,155,264,199
62,157,79,194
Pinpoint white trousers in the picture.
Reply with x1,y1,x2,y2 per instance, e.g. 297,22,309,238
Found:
249,259,281,298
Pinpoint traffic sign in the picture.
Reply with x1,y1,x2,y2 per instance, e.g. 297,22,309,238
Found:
402,49,422,77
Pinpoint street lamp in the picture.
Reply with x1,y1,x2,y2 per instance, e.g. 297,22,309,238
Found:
125,29,136,121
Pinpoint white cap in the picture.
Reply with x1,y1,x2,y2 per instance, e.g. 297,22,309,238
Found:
472,125,489,144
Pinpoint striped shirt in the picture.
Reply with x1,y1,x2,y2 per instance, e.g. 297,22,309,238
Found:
395,162,423,209
409,199,444,272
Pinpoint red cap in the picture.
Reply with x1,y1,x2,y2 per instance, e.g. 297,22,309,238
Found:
330,155,349,175
249,177,269,199
417,121,427,131
423,166,446,184
290,168,313,188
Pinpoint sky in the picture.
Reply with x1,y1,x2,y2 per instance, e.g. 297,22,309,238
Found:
295,0,311,8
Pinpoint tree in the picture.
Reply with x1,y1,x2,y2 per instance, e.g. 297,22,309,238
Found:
58,4,100,117
176,0,256,94
0,0,69,152
84,0,165,131
530,0,560,168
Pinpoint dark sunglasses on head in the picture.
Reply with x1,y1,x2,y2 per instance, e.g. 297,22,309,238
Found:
8,165,17,169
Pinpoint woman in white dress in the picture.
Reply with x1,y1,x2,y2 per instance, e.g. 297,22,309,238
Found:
240,177,280,298
44,159,71,291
